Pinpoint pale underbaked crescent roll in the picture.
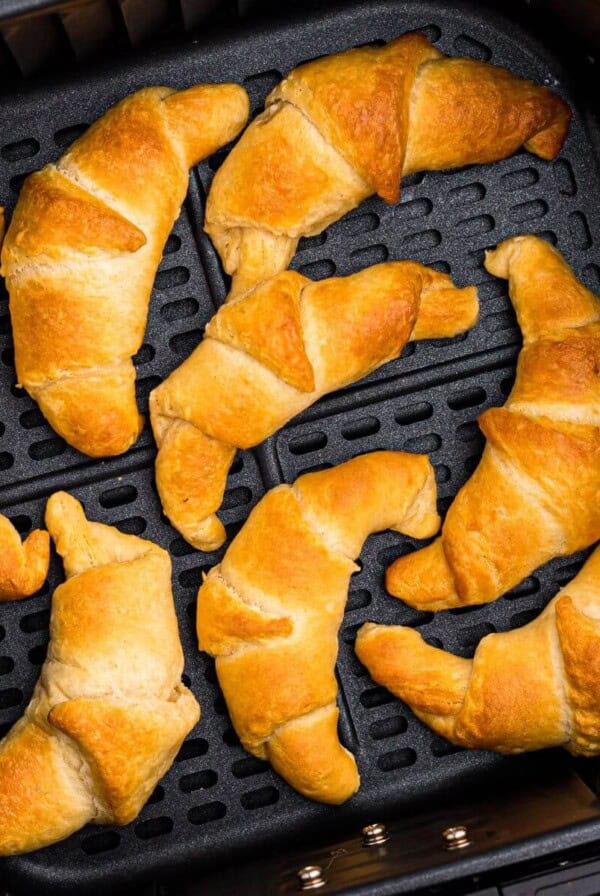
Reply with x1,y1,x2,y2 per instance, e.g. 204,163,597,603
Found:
150,261,478,551
357,545,600,755
197,452,440,804
0,492,199,855
386,236,600,611
206,32,570,296
1,84,249,457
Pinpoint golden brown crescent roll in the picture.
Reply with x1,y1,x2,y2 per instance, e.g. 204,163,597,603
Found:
0,514,49,601
1,84,249,457
0,492,199,855
386,235,600,611
197,452,440,803
357,545,600,755
205,32,570,295
150,261,478,551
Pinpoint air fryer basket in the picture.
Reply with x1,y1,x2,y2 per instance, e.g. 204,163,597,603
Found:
0,1,600,894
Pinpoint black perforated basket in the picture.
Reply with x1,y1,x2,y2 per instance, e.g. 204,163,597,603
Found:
0,2,600,894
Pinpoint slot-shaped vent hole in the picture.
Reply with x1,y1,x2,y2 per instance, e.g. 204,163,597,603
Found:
346,589,371,611
28,644,47,665
0,452,14,471
223,727,241,747
501,166,539,190
297,259,336,280
116,516,146,535
399,229,441,252
80,831,120,855
369,715,408,740
378,748,416,771
19,407,45,429
179,566,210,589
0,314,10,336
170,537,196,558
136,375,161,403
163,234,181,255
176,737,209,762
511,608,540,627
133,344,155,365
500,375,515,397
510,199,548,223
154,266,190,291
483,310,516,333
288,431,327,455
456,421,482,443
0,657,14,676
431,737,464,757
395,401,433,426
2,137,40,160
460,622,496,653
243,69,282,93
20,609,50,633
419,24,441,42
403,433,441,454
297,233,327,252
448,182,485,204
504,576,540,600
345,212,379,237
341,416,380,441
569,211,592,249
10,171,34,194
232,756,270,779
135,816,173,840
99,485,137,509
350,244,388,266
188,801,226,826
0,687,22,709
453,34,492,60
554,158,577,196
226,520,244,542
464,454,480,475
397,197,433,219
221,486,252,511
536,230,558,246
360,687,396,708
54,123,88,147
342,623,362,645
435,464,451,484
2,348,14,369
583,264,600,292
9,514,31,534
0,626,4,644
456,214,494,237
179,770,218,793
148,785,164,805
28,438,65,461
447,386,486,411
241,785,279,810
161,297,199,322
170,329,202,356
214,696,227,716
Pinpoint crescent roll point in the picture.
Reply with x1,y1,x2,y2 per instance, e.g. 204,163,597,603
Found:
205,31,571,297
1,83,249,458
0,515,49,601
149,261,478,551
386,235,600,611
357,545,600,756
196,452,440,804
0,492,199,856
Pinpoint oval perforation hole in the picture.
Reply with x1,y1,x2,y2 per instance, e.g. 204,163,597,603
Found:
483,310,515,333
154,266,190,291
10,171,34,194
0,452,14,471
133,343,155,365
163,234,181,255
397,197,432,219
435,464,451,484
419,23,441,42
504,576,539,600
99,484,137,509
399,229,441,252
115,516,146,535
8,514,31,534
448,182,485,204
0,626,4,644
456,214,494,237
221,486,252,511
232,756,270,779
378,748,416,771
297,259,335,280
19,407,45,429
447,386,486,411
501,166,539,190
179,769,218,793
403,433,441,454
54,123,88,147
176,737,209,762
0,687,22,709
0,314,10,336
500,375,515,397
554,158,576,196
536,230,558,246
81,831,120,854
459,622,495,654
243,69,282,93
395,402,433,426
0,657,14,676
223,727,240,747
583,264,600,292
453,34,491,60
178,566,210,589
28,644,47,665
188,801,226,825
456,421,481,443
346,589,371,611
342,622,362,645
20,609,50,633
135,816,173,840
341,416,380,441
1,347,14,368
369,715,408,740
510,608,540,627
240,785,279,810
170,537,196,558
569,211,592,250
169,329,202,356
214,696,227,716
148,785,164,804
2,137,40,161
360,686,395,709
288,431,327,455
350,244,388,266
345,211,379,237
297,233,327,253
510,199,548,223
28,438,65,461
161,297,199,322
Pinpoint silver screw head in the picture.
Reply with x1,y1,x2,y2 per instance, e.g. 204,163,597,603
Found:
442,825,472,850
362,822,389,846
297,864,326,890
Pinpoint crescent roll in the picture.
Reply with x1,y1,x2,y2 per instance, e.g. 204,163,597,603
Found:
386,236,600,610
0,514,49,601
1,84,249,457
357,546,600,755
197,452,440,803
0,492,199,855
205,32,570,295
150,261,478,551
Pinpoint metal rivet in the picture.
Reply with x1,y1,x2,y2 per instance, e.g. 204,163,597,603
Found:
297,865,326,890
443,825,472,850
362,822,389,846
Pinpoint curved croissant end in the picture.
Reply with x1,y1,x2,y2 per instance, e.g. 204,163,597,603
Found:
0,492,199,856
358,546,600,756
197,451,440,803
151,262,477,551
0,515,49,601
2,83,248,458
386,235,600,611
206,32,570,295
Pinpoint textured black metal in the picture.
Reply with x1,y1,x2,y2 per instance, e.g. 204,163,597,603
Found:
0,1,599,893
